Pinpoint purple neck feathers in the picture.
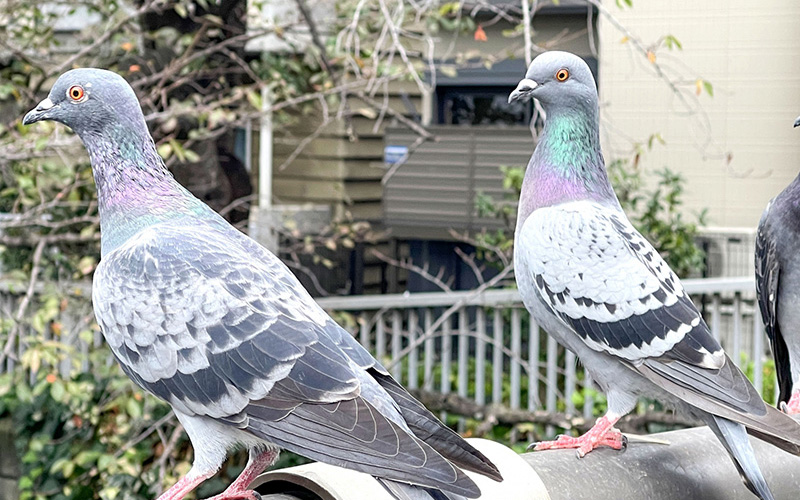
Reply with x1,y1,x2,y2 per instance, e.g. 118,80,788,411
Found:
80,129,205,255
517,108,618,225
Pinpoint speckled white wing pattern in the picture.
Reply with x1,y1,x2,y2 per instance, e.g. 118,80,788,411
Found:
518,200,723,367
93,223,365,421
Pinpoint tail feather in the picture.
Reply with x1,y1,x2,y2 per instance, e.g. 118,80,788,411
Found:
372,371,502,482
744,405,800,456
637,357,800,455
706,415,775,500
244,395,482,498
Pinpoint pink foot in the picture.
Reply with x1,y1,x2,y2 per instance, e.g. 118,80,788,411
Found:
528,415,625,458
156,472,214,500
780,390,800,415
203,492,260,500
202,448,277,500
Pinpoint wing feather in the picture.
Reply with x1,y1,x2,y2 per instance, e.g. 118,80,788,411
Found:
755,204,793,403
519,201,765,416
520,201,722,365
94,221,491,495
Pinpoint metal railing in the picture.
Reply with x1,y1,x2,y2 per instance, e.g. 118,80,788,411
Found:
317,277,768,422
1,277,769,424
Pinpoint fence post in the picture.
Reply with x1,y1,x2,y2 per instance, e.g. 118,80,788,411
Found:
408,309,419,390
510,308,522,410
528,320,539,411
493,308,503,405
391,311,402,380
752,309,764,396
475,308,487,406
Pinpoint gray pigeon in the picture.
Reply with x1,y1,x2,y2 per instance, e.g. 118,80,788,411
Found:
509,51,800,500
23,69,501,500
754,116,800,416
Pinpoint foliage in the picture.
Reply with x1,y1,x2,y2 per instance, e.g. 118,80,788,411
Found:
0,291,311,500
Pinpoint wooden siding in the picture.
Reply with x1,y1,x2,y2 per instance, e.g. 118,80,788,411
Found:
383,126,533,238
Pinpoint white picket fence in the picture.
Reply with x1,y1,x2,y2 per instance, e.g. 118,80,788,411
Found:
317,277,769,421
1,277,769,422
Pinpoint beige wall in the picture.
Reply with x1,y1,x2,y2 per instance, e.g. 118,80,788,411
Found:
598,0,800,228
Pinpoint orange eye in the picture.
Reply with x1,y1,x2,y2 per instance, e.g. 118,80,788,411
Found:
555,69,570,82
67,85,85,102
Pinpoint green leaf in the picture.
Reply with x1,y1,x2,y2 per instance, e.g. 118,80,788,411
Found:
246,90,262,110
174,3,187,17
97,453,114,472
703,80,714,97
126,397,142,419
440,65,458,78
50,379,65,401
183,148,200,163
438,2,460,16
157,143,172,159
664,35,682,50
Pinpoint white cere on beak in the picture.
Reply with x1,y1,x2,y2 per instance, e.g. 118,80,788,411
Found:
38,98,55,110
508,78,538,104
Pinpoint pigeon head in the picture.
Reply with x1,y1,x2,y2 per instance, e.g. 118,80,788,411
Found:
508,51,597,114
23,68,192,255
23,68,148,141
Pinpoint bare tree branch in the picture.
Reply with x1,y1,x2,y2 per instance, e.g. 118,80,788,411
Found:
371,250,453,292
409,389,700,436
385,264,514,371
0,239,46,367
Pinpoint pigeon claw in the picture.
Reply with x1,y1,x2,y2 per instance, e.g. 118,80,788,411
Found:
528,415,625,457
780,390,800,415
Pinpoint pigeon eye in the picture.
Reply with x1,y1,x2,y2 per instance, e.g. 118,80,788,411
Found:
67,85,86,102
556,69,570,82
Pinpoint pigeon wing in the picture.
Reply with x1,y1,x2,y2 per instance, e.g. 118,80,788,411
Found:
93,223,360,420
517,201,764,415
93,222,479,496
755,203,793,403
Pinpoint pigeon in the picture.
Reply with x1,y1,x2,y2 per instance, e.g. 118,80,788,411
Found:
754,116,800,416
508,51,800,500
23,69,501,500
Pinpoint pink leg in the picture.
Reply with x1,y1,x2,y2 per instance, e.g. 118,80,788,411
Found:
156,471,214,500
202,448,279,500
529,414,625,458
781,390,800,415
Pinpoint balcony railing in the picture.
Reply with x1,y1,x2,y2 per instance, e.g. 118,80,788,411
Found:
317,277,768,422
1,277,768,425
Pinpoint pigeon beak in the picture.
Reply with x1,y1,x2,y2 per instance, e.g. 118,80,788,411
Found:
508,78,538,104
794,115,800,128
22,97,56,125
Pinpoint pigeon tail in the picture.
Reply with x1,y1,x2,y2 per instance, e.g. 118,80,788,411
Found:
744,404,800,455
370,371,502,481
637,356,800,456
244,398,484,498
706,415,775,500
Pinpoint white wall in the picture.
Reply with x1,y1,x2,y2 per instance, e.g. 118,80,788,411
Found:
598,0,800,228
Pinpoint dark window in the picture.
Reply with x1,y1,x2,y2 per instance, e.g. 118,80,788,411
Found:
436,86,532,126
